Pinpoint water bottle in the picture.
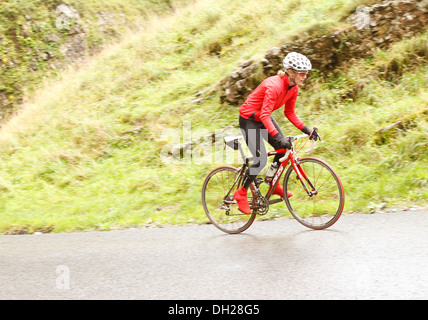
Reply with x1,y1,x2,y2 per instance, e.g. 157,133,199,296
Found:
265,162,278,181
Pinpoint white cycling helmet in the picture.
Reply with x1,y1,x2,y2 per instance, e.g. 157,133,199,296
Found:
283,52,312,71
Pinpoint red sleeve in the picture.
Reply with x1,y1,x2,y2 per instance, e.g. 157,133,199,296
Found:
283,90,305,130
260,86,280,137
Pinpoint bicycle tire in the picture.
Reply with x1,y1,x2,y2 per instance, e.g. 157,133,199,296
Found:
283,157,344,230
202,166,257,234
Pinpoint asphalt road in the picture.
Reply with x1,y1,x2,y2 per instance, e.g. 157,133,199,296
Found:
1,209,427,300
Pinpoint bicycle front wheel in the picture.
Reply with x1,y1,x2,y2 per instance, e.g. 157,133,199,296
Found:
202,166,257,234
283,157,345,230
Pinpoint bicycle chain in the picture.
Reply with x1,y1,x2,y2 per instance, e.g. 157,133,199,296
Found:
252,194,269,215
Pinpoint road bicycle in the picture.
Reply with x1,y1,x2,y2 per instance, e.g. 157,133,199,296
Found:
201,129,345,234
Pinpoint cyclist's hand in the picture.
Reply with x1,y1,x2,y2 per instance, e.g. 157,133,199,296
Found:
272,133,292,149
309,128,320,141
302,126,320,141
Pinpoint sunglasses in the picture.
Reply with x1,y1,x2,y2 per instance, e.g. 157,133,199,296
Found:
294,70,309,76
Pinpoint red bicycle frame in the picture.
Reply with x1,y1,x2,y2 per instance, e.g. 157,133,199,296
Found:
266,146,316,200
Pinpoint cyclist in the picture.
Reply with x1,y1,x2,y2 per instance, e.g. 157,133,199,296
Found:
234,52,319,214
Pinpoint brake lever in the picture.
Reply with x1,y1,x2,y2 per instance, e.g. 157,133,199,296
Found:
305,129,323,153
305,140,317,153
310,127,323,144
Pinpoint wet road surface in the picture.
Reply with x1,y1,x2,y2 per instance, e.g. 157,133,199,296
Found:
1,210,427,299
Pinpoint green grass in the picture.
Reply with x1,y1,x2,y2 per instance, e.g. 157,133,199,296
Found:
0,0,426,234
0,0,193,117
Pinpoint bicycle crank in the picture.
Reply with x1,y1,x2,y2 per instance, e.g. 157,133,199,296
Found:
252,196,269,215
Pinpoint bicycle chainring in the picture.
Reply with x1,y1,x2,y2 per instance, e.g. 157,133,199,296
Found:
255,196,269,215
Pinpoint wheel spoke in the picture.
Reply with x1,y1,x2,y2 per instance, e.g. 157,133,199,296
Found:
284,158,344,229
202,167,256,234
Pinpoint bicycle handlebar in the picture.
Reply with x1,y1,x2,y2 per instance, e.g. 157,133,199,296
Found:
278,129,323,163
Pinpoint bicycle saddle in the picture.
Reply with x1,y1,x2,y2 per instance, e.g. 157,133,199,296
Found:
224,136,243,150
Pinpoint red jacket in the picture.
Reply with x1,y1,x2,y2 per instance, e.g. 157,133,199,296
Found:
239,74,305,137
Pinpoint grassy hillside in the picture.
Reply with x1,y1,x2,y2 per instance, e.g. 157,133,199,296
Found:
0,0,192,118
0,0,426,234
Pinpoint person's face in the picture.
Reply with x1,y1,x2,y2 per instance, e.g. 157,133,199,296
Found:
290,69,308,86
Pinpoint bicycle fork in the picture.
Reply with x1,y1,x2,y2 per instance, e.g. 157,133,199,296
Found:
290,158,318,197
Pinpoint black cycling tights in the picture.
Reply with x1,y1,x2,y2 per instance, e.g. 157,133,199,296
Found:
239,115,285,190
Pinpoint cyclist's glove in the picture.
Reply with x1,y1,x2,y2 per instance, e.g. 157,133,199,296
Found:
302,126,319,141
272,133,292,150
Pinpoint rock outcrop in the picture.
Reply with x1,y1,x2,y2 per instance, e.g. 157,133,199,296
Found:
219,0,427,106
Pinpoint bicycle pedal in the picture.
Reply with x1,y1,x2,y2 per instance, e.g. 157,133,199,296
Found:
223,199,236,205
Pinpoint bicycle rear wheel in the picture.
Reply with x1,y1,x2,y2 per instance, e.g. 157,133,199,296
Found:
283,157,344,230
202,166,257,234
